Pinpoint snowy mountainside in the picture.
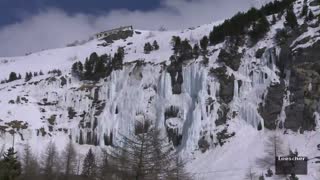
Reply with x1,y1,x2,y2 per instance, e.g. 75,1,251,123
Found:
1,0,320,179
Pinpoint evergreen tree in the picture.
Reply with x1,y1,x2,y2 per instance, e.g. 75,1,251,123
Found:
0,148,21,180
71,61,83,79
62,140,77,180
306,10,314,21
200,36,209,52
171,36,181,55
112,47,125,70
285,7,298,29
192,43,200,59
33,72,38,77
41,141,60,180
265,168,273,177
300,4,308,17
249,15,270,42
144,42,153,54
153,40,160,50
179,39,193,61
21,143,39,179
25,72,32,82
84,58,94,79
8,72,18,82
39,70,44,75
82,149,97,178
271,14,277,25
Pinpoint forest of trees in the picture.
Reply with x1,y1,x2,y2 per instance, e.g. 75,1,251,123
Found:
144,40,159,54
0,124,190,180
71,47,125,81
208,0,295,45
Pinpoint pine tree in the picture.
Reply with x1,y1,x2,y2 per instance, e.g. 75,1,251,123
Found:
171,36,181,55
62,140,77,180
21,143,39,179
265,168,273,177
300,4,308,17
112,47,125,70
25,72,32,82
179,39,193,61
81,149,97,178
200,36,209,52
99,150,115,180
285,7,298,29
271,14,277,25
144,42,153,54
249,15,270,42
8,72,18,82
84,58,94,79
33,72,38,77
0,148,21,180
153,40,160,50
192,43,200,59
71,61,83,79
39,70,44,75
41,141,60,180
17,74,22,79
306,10,314,21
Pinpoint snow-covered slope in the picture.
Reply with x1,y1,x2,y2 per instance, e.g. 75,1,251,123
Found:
1,0,320,179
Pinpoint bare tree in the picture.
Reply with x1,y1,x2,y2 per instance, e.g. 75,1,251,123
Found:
62,139,77,180
41,141,60,180
244,166,258,180
21,143,40,179
256,133,285,169
109,124,191,180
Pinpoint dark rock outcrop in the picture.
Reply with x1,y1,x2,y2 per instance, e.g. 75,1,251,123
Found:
259,80,285,130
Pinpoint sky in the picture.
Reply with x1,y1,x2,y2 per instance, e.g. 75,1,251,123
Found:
0,0,270,57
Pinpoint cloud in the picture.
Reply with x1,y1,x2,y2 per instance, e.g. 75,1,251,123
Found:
0,0,270,57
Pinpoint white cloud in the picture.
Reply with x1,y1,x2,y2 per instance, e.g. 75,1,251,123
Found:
0,0,271,57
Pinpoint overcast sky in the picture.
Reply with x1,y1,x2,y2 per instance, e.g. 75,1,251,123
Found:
0,0,270,57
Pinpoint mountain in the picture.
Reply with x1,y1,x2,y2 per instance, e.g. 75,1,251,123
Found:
1,0,320,179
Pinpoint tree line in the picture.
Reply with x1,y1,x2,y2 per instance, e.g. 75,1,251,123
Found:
72,47,125,81
1,71,45,84
0,124,191,180
209,0,296,45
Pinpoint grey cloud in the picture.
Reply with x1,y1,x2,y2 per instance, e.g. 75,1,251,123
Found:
0,0,271,57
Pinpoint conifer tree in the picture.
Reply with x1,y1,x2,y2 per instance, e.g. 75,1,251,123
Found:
171,36,181,55
200,36,209,52
285,7,298,29
84,58,94,79
0,147,21,180
25,72,32,82
300,4,308,17
8,72,18,82
144,42,153,54
153,40,160,50
39,70,44,75
112,47,125,70
192,43,200,59
21,143,39,179
306,10,314,21
62,140,77,180
41,141,60,180
179,39,193,61
249,15,270,42
82,149,97,178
